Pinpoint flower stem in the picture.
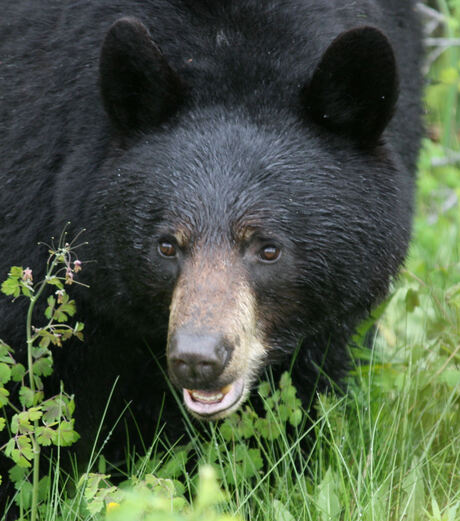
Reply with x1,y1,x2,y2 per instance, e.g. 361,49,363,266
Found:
25,255,59,521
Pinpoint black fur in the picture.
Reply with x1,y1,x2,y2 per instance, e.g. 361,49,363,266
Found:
0,0,423,473
303,26,399,145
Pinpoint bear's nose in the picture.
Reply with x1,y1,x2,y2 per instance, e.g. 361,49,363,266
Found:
168,331,231,389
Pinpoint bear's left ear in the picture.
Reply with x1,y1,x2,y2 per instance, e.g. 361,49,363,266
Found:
301,27,399,146
100,17,185,133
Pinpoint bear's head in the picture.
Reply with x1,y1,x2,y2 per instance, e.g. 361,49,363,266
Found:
96,17,405,420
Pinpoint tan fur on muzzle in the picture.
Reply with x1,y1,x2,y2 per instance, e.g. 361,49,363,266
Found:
167,249,266,395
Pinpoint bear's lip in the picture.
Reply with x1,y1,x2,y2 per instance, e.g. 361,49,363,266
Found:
183,378,245,418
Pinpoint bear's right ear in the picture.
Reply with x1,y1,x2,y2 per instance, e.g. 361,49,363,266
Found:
301,27,399,147
100,17,185,133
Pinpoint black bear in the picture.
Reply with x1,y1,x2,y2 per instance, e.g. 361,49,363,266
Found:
0,0,423,461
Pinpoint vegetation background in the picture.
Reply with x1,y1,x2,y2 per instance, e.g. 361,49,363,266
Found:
1,1,459,520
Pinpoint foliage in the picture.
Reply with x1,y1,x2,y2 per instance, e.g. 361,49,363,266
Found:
0,230,85,521
78,466,242,521
75,372,303,519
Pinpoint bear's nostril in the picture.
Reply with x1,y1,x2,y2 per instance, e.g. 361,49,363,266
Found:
168,331,231,389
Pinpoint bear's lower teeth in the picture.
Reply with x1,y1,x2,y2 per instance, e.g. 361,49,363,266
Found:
188,384,234,404
191,391,223,403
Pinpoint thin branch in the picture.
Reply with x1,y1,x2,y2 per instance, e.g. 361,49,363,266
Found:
416,3,448,24
425,37,460,47
431,151,460,167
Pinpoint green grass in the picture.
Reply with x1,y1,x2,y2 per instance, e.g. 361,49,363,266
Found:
33,145,460,519
3,1,460,520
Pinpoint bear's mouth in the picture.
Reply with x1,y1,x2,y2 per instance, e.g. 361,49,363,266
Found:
183,377,245,418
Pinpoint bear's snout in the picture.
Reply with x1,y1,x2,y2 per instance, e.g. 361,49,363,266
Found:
168,330,232,389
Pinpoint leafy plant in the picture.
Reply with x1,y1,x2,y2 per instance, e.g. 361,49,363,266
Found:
72,372,304,520
0,229,86,521
79,465,242,521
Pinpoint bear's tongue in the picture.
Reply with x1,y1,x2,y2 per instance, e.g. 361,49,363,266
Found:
183,379,244,416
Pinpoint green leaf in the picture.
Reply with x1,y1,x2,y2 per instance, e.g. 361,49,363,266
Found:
42,397,66,423
38,476,50,502
289,409,302,427
240,411,256,439
14,451,32,468
439,369,460,389
67,396,76,417
60,300,76,316
279,372,292,389
33,375,44,392
430,497,441,520
11,363,26,382
10,414,19,434
0,363,12,384
32,357,53,377
236,446,263,479
54,420,79,446
74,326,85,341
316,467,341,521
0,340,12,356
255,416,281,441
402,457,425,521
255,417,270,439
46,277,64,289
0,417,5,431
4,438,15,458
28,406,43,422
447,502,460,521
80,473,111,505
273,500,296,521
14,479,32,508
54,311,68,323
17,412,33,434
280,385,297,406
36,426,55,446
8,464,27,484
9,266,23,278
87,497,105,515
19,386,35,408
20,283,33,297
32,346,51,359
0,387,10,407
219,421,234,442
38,332,51,348
17,435,34,461
157,448,189,479
405,288,420,312
60,328,73,341
74,322,84,332
277,404,289,422
45,295,56,319
1,277,20,297
258,381,271,398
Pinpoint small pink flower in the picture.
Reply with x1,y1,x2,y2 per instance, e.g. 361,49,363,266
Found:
73,259,82,273
65,268,74,285
22,268,33,282
55,289,65,304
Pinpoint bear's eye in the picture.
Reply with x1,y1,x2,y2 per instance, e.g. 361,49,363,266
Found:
259,245,281,263
158,241,177,258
